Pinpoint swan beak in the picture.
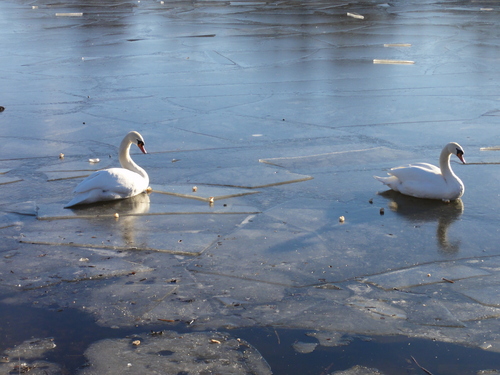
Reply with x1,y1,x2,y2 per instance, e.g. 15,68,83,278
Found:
457,154,465,164
138,143,147,154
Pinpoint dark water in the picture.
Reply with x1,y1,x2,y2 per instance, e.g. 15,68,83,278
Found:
1,302,499,374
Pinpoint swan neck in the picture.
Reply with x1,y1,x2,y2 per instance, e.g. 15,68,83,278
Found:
119,137,148,181
439,146,455,179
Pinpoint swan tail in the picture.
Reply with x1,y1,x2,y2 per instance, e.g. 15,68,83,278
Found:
64,190,124,208
374,175,396,184
373,175,400,191
64,191,99,208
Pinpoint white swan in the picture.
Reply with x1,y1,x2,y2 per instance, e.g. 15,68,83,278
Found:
374,142,465,200
65,131,149,208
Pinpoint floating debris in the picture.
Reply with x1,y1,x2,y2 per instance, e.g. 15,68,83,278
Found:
373,59,415,65
89,158,100,163
339,216,345,223
55,12,83,16
59,153,64,159
0,106,5,112
114,213,120,219
347,12,364,19
384,43,412,47
192,186,198,192
209,197,215,204
132,340,141,346
380,208,385,215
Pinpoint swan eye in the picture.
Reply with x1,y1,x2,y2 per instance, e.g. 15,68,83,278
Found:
456,148,463,156
137,140,145,147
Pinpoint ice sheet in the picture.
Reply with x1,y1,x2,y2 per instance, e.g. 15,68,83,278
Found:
188,165,313,188
0,246,153,289
4,337,56,359
260,147,413,171
37,199,261,220
331,366,384,375
458,285,500,308
2,0,500,369
0,201,37,216
364,264,490,290
0,176,22,185
151,183,259,201
78,330,272,375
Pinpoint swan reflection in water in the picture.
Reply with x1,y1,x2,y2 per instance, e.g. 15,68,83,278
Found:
69,193,151,246
378,190,464,254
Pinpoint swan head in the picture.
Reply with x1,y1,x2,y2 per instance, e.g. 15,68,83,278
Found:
447,142,465,164
127,131,147,154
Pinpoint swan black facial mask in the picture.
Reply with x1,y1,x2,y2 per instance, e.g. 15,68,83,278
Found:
456,148,465,164
137,140,147,154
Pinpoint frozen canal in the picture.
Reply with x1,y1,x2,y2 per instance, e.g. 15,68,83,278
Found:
1,0,500,373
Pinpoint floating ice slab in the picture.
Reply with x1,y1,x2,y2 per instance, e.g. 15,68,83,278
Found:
440,300,500,322
151,183,259,202
20,228,220,256
37,200,261,220
364,264,490,290
0,176,22,185
85,280,180,326
458,285,500,307
347,296,407,320
0,213,21,229
0,360,62,375
44,171,93,181
332,366,384,375
38,160,113,172
0,247,153,289
78,330,272,375
264,198,337,232
0,201,37,216
292,341,317,353
0,337,61,375
260,147,413,171
4,337,56,359
306,331,354,347
38,159,113,181
394,297,466,327
189,165,313,188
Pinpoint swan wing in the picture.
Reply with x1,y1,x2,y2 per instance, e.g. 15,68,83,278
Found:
387,165,451,199
402,162,441,174
73,168,148,196
389,163,442,180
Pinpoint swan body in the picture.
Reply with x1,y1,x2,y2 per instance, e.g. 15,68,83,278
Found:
65,131,149,208
374,142,465,200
